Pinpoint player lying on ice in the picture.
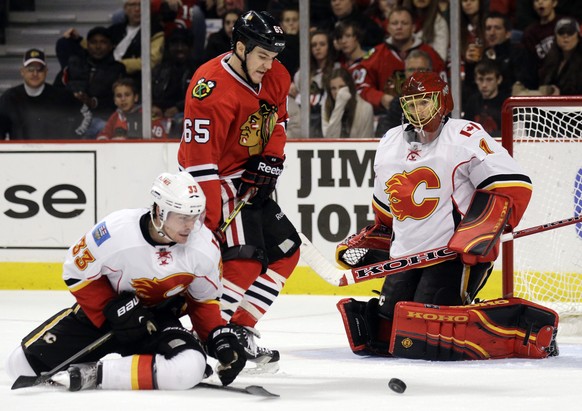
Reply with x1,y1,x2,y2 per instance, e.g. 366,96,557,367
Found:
5,172,250,390
336,72,559,361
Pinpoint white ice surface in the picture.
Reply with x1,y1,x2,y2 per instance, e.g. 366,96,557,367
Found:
1,291,582,411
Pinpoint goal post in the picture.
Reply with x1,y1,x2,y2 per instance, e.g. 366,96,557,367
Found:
501,96,582,317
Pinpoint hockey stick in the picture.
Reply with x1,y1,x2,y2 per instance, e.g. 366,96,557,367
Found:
11,331,114,390
197,382,279,398
300,215,582,287
218,191,253,233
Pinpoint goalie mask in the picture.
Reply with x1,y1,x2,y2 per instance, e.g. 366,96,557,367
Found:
399,72,453,133
150,172,206,238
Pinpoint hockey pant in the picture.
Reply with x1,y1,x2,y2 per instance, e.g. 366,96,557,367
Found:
6,304,208,389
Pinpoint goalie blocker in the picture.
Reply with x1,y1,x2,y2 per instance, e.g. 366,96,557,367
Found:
337,297,559,360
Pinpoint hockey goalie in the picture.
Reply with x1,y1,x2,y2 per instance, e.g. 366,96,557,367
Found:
335,72,559,361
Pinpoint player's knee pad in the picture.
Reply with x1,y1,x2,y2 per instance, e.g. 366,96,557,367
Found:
336,298,392,357
155,327,206,360
222,244,267,271
154,349,207,390
389,298,559,361
4,345,36,380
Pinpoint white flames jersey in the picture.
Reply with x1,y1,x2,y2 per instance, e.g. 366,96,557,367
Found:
372,118,532,258
62,208,223,327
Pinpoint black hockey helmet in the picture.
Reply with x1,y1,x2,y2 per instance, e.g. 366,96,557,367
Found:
232,10,286,54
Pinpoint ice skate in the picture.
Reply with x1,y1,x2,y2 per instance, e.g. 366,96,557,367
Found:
234,326,280,374
51,362,100,391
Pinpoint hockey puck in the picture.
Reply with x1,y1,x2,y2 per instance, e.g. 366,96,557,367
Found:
388,378,407,394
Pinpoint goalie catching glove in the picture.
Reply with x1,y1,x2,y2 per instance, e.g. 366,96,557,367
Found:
336,223,392,268
448,189,512,265
206,325,247,386
237,154,284,201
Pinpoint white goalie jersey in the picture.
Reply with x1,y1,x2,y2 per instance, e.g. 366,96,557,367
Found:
372,118,532,258
61,208,223,329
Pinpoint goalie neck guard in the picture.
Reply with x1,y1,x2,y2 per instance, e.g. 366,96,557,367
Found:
150,172,206,238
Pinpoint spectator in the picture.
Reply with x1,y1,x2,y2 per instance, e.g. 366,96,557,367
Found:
402,0,450,61
204,9,242,62
538,17,582,95
291,29,339,138
109,0,165,90
154,0,208,59
54,26,127,138
479,12,537,94
203,0,245,18
364,0,397,37
355,6,445,136
152,27,200,138
98,78,168,139
460,0,488,101
0,49,92,140
375,48,434,136
334,20,368,69
277,7,301,75
321,67,374,138
463,60,510,136
438,0,450,22
317,0,386,49
521,0,562,72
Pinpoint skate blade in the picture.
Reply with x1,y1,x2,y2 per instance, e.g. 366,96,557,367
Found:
240,361,280,375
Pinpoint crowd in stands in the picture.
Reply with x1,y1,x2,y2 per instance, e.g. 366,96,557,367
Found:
1,0,582,140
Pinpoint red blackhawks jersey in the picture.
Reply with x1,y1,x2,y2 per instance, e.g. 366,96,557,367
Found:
354,38,446,110
62,208,224,341
372,119,532,258
178,52,291,230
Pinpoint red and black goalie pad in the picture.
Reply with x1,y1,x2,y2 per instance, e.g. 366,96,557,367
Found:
448,190,512,265
336,224,392,268
389,298,559,361
336,298,392,357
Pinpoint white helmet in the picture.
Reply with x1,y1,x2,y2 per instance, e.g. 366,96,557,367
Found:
150,172,206,237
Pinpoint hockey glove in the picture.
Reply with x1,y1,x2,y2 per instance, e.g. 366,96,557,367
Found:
103,292,158,344
237,154,284,201
206,325,247,386
336,224,392,268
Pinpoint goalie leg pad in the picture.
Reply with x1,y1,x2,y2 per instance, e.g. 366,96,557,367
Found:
336,298,392,356
389,298,558,360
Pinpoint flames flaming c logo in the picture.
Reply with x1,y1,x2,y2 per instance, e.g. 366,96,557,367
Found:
385,167,441,221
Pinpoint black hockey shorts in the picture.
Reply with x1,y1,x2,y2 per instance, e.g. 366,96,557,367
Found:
20,303,184,375
225,196,300,264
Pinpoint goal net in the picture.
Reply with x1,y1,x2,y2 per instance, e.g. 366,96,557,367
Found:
501,96,582,323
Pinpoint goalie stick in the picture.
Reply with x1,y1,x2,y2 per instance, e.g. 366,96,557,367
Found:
299,215,582,287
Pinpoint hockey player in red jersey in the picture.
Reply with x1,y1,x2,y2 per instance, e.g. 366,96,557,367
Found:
6,172,248,390
178,11,301,370
336,72,560,361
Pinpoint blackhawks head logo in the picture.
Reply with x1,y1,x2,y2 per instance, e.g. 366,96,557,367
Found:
239,100,278,156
